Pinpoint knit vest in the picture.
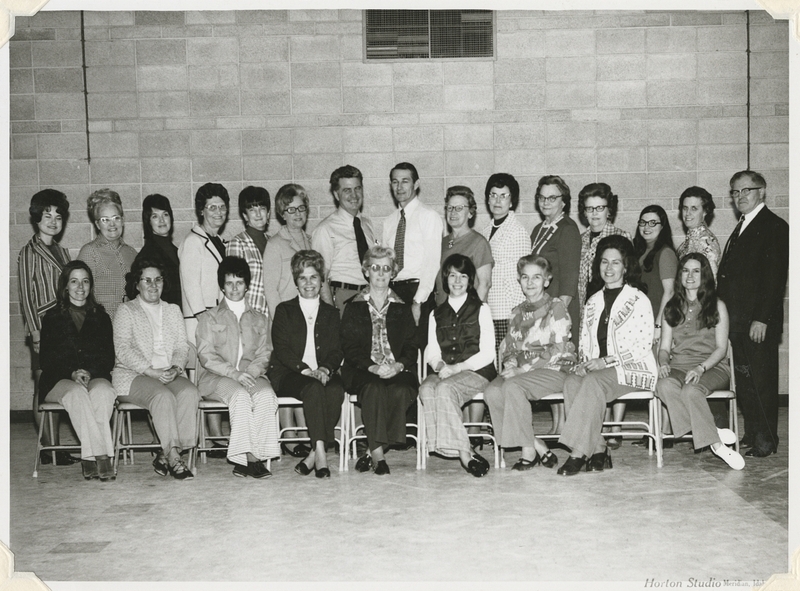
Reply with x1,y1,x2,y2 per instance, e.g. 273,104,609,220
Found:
433,293,497,381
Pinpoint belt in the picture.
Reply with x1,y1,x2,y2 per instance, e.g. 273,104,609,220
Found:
330,281,366,291
390,279,420,286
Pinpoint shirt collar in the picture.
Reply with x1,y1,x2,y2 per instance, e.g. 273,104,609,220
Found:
399,196,420,216
336,207,357,221
542,213,564,229
354,287,404,305
741,202,765,224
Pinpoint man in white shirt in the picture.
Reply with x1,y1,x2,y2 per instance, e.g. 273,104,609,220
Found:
312,165,377,313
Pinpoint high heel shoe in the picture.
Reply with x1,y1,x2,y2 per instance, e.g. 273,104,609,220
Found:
462,453,490,477
294,460,313,476
511,455,541,471
315,466,331,478
586,449,612,472
373,460,390,475
282,442,311,458
557,455,587,476
540,450,558,469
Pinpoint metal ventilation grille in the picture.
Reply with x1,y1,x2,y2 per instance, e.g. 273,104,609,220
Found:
365,10,493,60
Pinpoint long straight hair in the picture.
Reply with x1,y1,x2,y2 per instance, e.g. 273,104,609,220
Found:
663,252,719,330
633,204,675,273
56,260,103,313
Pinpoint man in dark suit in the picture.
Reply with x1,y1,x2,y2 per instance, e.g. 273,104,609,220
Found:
716,170,789,457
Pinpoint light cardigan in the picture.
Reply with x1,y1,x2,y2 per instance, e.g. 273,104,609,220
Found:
579,284,657,391
112,298,190,397
178,225,225,343
480,210,530,321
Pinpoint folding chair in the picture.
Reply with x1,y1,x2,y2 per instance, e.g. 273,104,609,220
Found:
32,402,81,477
277,396,346,471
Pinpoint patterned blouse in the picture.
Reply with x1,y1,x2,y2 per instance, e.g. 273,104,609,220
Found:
77,234,138,320
577,223,632,310
352,288,404,365
676,225,721,278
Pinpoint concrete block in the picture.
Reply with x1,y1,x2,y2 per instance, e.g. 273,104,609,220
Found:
494,84,546,110
34,92,85,119
670,12,723,26
239,37,289,63
394,86,444,113
494,149,546,175
186,11,236,25
291,62,342,88
750,116,789,144
601,173,646,202
597,81,647,108
342,127,392,154
114,119,163,132
137,131,190,158
647,119,697,146
696,26,746,52
291,88,342,114
235,11,288,24
241,129,293,155
12,121,60,134
189,90,240,116
315,21,361,36
391,126,443,153
749,24,788,51
597,55,645,81
341,62,392,87
85,66,136,92
187,130,241,158
496,31,546,59
187,65,239,90
140,158,191,184
697,118,747,145
10,69,33,94
10,160,39,187
546,121,597,148
110,26,162,40
83,11,134,26
545,82,595,109
645,171,697,200
191,157,242,182
215,116,263,130
135,39,187,66
697,79,747,105
698,144,747,171
597,147,646,172
444,85,493,111
134,11,185,26
443,124,494,151
293,153,343,180
28,10,80,28
12,135,37,160
11,95,35,121
545,56,595,82
647,146,696,172
646,27,696,53
12,28,57,42
240,155,292,182
597,28,645,54
288,9,338,21
493,122,544,150
33,68,82,93
776,104,789,116
546,148,594,174
62,120,87,133
84,40,135,66
646,54,697,80
10,41,32,68
340,35,363,61
750,144,789,171
40,160,89,185
57,28,82,41
138,91,189,118
89,132,138,158
290,36,340,62
341,153,396,180
545,29,595,57
31,41,82,67
750,78,789,105
135,65,188,92
89,158,141,184
240,90,291,116
187,38,239,65
444,150,494,177
596,120,647,147
393,62,443,86
646,80,697,106
750,51,788,79
493,59,545,84
239,63,289,89
444,62,494,86
697,52,746,79
342,86,393,114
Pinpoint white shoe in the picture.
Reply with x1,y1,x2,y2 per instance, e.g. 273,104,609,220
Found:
712,444,745,470
717,428,737,446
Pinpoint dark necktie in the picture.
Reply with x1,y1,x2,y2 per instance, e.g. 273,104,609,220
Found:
353,216,369,263
723,216,744,257
394,209,406,272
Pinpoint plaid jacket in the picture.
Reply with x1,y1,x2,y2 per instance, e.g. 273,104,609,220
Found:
480,211,530,321
227,231,268,317
577,223,632,309
17,234,71,335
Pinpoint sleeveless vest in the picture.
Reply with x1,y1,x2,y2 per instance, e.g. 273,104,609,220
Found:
434,293,497,381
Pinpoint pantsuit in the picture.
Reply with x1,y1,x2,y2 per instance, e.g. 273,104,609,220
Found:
44,378,115,460
275,373,344,445
349,368,417,448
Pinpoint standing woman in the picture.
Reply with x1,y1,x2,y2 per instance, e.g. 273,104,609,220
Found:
633,205,678,332
656,253,744,470
556,235,657,476
77,189,138,320
676,186,722,277
268,250,344,479
479,173,530,353
134,194,181,307
39,261,116,481
227,186,271,316
341,246,419,475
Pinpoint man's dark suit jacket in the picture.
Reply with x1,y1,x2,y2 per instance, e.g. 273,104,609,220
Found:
267,296,343,391
717,206,789,335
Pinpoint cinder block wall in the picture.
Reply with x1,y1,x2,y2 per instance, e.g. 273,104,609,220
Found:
8,9,789,411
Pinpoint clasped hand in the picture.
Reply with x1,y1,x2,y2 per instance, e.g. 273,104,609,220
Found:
369,362,402,379
71,369,91,388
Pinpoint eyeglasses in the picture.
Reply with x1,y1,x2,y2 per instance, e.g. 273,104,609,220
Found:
445,205,468,213
637,219,662,228
536,194,562,204
205,205,228,214
584,205,607,214
488,193,511,202
98,216,122,225
729,187,763,199
369,264,392,273
284,205,308,214
139,276,164,286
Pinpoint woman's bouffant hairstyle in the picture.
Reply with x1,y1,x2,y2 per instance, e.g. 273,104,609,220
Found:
141,194,174,240
633,205,675,273
484,172,520,212
577,182,618,227
664,253,720,330
535,175,571,216
290,249,326,283
124,257,167,302
440,253,477,296
87,188,123,224
56,260,102,313
445,185,478,229
217,256,251,290
275,184,309,226
678,186,716,227
238,186,271,222
194,183,230,222
361,245,399,280
29,188,70,229
516,253,553,281
585,234,645,302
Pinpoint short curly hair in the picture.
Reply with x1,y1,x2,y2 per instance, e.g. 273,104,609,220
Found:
445,186,478,229
577,182,619,227
275,184,309,225
290,249,326,284
217,256,251,290
29,188,70,228
194,182,230,222
484,173,520,212
87,188,122,224
678,186,716,227
361,245,399,280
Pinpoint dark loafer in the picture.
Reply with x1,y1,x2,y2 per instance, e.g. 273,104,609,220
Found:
81,460,98,480
744,446,776,458
373,460,390,475
557,456,587,476
540,450,558,469
463,455,490,477
586,449,612,472
294,460,313,476
97,457,115,481
233,463,250,478
355,455,373,473
472,452,490,469
315,467,331,479
249,461,272,479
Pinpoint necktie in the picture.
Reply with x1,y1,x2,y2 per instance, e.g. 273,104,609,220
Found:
394,209,406,272
353,216,369,263
723,216,744,257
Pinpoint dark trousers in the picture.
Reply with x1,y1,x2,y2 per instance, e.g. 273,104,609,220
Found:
729,331,780,450
276,373,344,445
389,280,435,353
350,368,418,449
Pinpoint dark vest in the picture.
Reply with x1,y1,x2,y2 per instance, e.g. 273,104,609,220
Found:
433,293,497,381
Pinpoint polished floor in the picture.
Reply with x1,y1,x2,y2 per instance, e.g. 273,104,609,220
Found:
8,406,789,583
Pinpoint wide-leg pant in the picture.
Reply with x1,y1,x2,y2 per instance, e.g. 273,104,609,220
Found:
123,375,200,453
276,373,344,445
484,369,567,448
202,376,280,466
44,378,116,460
419,371,489,458
350,368,418,450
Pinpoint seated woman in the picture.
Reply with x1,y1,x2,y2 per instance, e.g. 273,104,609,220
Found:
484,255,577,471
39,261,116,481
196,256,280,479
419,254,497,477
557,234,658,476
113,257,199,480
656,253,743,470
268,250,344,479
341,246,419,475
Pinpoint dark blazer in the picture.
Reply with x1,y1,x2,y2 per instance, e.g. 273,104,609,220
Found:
717,206,789,335
38,305,116,403
134,237,182,307
339,297,418,390
267,297,343,391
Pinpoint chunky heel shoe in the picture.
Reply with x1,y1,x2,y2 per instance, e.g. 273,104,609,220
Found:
557,455,587,476
373,460,390,475
97,458,115,481
540,450,558,469
282,442,311,458
586,449,612,472
463,454,490,477
511,455,541,471
355,455,373,473
315,466,331,478
152,453,169,477
294,460,313,476
81,460,98,480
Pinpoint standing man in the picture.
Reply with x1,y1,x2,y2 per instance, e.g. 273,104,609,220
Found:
382,162,444,346
312,165,377,312
716,170,789,458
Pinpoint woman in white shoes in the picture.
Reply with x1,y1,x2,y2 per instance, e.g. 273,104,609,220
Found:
655,253,744,470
